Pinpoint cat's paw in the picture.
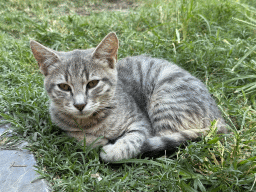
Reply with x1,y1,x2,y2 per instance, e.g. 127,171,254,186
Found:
100,144,121,162
100,143,131,162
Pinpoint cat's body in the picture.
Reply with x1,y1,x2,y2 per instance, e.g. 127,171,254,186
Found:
30,32,227,162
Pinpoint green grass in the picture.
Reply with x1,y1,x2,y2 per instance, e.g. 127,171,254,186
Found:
0,0,256,191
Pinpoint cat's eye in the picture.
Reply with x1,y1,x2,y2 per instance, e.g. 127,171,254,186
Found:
87,80,99,89
58,83,71,91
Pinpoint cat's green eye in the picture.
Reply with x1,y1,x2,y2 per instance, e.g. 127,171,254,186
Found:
87,80,99,89
58,83,71,91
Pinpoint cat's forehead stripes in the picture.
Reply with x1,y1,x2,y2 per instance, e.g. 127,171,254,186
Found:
63,50,91,82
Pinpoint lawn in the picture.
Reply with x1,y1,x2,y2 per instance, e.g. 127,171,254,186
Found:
0,0,256,191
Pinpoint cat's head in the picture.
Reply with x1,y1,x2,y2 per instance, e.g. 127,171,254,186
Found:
30,32,118,118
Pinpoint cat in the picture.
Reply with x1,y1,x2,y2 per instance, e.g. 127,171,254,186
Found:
30,32,227,162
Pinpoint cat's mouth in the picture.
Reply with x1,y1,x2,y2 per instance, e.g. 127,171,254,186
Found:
73,110,93,118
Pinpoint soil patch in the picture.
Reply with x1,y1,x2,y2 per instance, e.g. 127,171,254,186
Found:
74,0,140,15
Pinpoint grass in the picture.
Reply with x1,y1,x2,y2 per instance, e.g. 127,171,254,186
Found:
0,0,256,191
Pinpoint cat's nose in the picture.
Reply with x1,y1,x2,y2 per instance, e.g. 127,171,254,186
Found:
74,103,86,111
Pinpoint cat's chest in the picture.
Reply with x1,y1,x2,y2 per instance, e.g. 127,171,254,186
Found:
81,116,123,140
81,102,142,140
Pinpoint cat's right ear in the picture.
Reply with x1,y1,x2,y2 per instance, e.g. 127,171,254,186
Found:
30,40,60,76
92,32,119,69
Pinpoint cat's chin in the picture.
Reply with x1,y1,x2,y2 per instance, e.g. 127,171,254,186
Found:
73,111,93,119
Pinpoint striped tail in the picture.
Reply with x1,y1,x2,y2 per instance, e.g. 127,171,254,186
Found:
141,132,192,155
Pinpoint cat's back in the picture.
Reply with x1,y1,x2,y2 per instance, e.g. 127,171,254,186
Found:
116,55,227,134
116,55,203,93
116,55,210,110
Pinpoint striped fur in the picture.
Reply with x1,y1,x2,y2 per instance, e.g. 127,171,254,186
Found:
30,32,227,162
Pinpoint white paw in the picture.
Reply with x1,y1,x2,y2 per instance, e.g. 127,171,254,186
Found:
100,142,135,162
100,144,121,162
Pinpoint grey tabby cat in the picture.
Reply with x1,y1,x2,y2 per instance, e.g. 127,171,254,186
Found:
30,32,227,162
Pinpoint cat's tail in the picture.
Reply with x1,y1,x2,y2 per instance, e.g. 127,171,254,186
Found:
141,132,192,154
141,126,227,155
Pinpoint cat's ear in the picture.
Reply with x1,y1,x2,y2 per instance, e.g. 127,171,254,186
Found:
92,32,119,69
30,40,61,76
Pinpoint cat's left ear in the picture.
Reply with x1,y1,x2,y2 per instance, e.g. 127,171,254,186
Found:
92,32,119,69
30,40,61,76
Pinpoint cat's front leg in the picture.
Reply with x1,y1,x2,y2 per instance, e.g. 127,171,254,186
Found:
100,123,148,162
66,131,109,147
